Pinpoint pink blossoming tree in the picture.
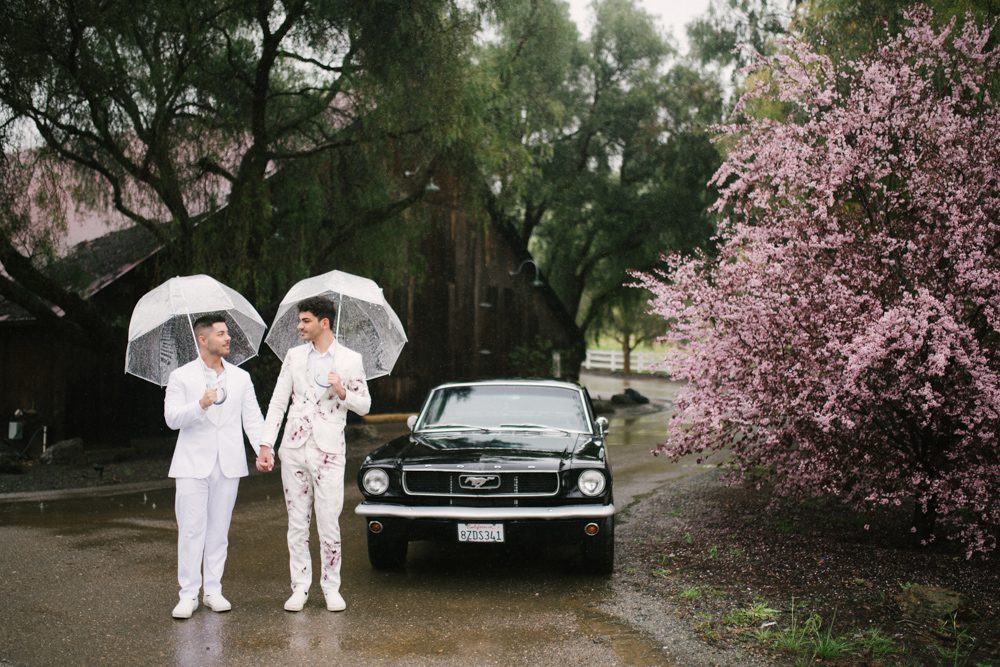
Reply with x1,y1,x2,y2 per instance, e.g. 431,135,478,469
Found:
635,8,1000,557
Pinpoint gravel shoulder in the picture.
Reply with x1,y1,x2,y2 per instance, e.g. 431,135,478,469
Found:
611,466,999,666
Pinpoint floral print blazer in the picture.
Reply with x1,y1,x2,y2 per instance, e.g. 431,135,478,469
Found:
261,342,371,455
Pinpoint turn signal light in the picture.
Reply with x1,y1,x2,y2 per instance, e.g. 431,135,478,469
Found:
584,522,600,536
369,521,384,534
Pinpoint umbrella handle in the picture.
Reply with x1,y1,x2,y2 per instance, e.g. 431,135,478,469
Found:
213,387,228,405
334,292,342,341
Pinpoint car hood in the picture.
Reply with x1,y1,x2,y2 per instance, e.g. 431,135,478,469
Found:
366,431,605,467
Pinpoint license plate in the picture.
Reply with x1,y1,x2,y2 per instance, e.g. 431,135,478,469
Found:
457,523,505,543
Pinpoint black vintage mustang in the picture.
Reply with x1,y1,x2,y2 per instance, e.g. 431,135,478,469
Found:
355,379,614,574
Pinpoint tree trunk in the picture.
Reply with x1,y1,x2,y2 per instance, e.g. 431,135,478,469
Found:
622,338,631,378
912,497,938,546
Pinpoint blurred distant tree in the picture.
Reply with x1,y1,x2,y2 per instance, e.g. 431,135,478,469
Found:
687,0,795,84
797,0,1000,61
475,0,723,348
589,287,664,377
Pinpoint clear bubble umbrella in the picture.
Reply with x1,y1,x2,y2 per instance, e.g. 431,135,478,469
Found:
264,270,407,380
125,274,266,386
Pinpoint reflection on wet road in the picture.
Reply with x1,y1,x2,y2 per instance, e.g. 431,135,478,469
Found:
0,373,693,666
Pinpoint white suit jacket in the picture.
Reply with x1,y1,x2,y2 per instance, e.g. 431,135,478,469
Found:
164,357,266,479
262,342,371,455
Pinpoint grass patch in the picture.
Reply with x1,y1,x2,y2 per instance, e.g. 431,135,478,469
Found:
693,612,720,642
758,603,861,662
677,587,703,602
855,627,898,658
723,600,779,627
934,613,978,666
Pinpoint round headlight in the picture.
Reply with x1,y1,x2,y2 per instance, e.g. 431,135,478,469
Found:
362,468,390,495
578,470,606,497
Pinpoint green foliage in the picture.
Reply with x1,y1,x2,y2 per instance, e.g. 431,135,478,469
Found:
797,0,1000,62
470,0,723,340
0,0,490,333
687,0,794,77
506,336,557,378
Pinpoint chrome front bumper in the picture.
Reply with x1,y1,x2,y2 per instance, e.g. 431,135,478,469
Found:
354,502,615,521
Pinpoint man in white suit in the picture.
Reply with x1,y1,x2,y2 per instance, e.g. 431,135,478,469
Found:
164,313,269,619
257,297,370,612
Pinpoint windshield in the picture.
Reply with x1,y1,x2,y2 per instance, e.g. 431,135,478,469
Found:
418,384,591,433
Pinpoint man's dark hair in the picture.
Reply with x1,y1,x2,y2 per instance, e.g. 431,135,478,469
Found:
193,313,227,339
297,297,337,327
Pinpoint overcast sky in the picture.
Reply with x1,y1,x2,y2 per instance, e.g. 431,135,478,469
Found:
567,0,713,53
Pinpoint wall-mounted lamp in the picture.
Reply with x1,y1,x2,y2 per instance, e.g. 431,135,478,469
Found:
509,259,544,287
425,178,441,193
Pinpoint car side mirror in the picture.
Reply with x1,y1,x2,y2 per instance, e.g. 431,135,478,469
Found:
406,415,418,431
595,416,609,435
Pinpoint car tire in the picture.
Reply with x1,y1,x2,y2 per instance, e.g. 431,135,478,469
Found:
367,529,408,570
580,516,614,575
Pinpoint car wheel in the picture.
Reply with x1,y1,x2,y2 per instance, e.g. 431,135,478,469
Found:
367,529,408,570
580,516,614,575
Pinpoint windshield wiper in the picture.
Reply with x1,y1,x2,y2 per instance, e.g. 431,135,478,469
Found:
498,423,575,434
420,423,491,433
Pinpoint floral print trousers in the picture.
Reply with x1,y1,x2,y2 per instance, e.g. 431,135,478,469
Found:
279,436,346,595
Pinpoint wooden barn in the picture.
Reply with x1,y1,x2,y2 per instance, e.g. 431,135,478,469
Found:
0,191,581,450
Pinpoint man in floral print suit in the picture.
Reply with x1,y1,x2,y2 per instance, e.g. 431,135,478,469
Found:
257,297,371,612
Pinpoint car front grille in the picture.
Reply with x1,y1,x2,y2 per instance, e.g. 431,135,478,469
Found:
402,470,559,497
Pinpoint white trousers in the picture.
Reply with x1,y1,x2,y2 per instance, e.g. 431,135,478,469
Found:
174,459,240,600
279,438,346,595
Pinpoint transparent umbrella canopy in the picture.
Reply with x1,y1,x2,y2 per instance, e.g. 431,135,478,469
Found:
125,274,266,386
264,270,407,380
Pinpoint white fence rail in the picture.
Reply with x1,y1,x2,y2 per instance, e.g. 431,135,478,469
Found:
581,349,663,374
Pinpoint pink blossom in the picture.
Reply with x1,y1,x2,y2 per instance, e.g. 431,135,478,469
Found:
635,8,1000,557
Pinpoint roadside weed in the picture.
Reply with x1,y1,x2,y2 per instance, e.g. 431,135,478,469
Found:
812,625,853,659
723,600,778,627
677,587,703,601
934,613,976,666
855,627,897,657
771,607,818,653
651,567,670,578
708,545,718,559
682,532,693,545
806,610,854,660
693,612,720,642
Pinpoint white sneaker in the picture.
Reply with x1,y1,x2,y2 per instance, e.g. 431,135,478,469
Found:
324,591,346,612
171,598,199,619
203,593,232,613
284,590,309,612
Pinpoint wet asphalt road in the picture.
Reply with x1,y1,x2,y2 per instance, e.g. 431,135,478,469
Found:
0,374,691,667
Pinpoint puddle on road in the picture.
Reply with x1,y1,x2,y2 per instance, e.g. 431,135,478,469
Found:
573,603,677,667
